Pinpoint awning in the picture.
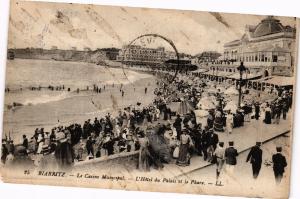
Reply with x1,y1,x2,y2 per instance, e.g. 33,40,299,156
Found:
226,72,262,80
262,76,294,86
202,71,214,75
192,68,209,73
202,71,232,77
215,71,232,77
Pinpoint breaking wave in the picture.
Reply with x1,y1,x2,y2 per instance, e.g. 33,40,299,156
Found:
23,92,70,106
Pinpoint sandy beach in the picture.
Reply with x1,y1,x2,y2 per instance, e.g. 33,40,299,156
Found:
3,59,157,141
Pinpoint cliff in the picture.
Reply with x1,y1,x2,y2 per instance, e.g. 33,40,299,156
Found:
8,48,119,64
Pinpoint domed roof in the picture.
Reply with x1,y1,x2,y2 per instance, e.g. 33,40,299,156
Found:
253,16,284,38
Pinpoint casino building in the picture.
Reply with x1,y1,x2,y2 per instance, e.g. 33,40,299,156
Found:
203,16,296,81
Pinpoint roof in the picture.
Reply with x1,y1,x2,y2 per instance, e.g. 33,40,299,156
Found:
253,16,284,38
262,76,294,86
224,39,241,47
226,72,262,80
260,46,288,52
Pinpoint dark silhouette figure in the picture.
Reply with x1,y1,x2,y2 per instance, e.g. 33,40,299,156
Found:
246,142,263,179
272,147,287,184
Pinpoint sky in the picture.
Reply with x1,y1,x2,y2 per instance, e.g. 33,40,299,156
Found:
7,0,297,55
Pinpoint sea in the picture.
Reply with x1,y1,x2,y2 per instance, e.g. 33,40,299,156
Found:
2,59,156,142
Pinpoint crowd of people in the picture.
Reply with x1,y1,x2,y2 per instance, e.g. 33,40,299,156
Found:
1,71,292,184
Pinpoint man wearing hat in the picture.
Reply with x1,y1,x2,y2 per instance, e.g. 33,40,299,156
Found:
272,146,287,184
201,126,210,161
225,141,238,177
274,100,282,124
246,142,263,179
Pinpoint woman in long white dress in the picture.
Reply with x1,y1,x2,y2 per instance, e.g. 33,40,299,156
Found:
226,111,234,134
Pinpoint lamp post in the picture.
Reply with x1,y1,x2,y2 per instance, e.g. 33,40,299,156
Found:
237,62,247,107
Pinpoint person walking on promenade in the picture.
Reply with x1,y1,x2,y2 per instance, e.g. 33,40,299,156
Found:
201,126,210,161
207,129,219,162
176,129,193,166
272,146,287,184
173,115,182,140
263,103,272,124
214,142,225,185
254,102,260,120
274,100,282,124
282,100,288,120
246,142,263,179
145,87,148,94
225,141,238,181
86,136,95,157
22,135,29,149
226,110,233,134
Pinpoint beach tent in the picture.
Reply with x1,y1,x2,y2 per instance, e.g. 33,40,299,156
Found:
177,100,194,115
197,96,216,106
194,109,209,126
197,98,216,110
224,87,239,95
194,109,209,117
168,101,180,111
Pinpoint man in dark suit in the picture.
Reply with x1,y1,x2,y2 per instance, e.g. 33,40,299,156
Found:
208,129,219,151
201,127,210,161
173,115,182,140
225,141,238,175
22,134,29,149
246,142,263,179
272,146,287,184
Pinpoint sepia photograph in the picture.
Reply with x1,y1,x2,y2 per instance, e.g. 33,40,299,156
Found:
0,0,299,198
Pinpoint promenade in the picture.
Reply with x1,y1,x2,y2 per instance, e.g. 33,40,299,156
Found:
127,112,292,178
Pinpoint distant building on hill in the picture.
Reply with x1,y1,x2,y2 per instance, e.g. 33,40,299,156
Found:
99,48,120,60
193,51,222,65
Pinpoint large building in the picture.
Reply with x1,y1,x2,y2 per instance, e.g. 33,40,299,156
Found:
117,45,166,66
210,16,296,77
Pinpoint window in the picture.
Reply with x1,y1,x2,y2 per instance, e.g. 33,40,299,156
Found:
272,55,278,62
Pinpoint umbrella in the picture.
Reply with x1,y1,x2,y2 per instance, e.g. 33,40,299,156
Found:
194,109,209,117
197,99,216,110
224,87,239,95
177,100,194,115
168,102,181,112
224,101,238,113
197,96,217,106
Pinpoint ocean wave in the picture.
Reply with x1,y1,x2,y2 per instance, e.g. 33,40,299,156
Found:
84,108,112,115
23,92,70,106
